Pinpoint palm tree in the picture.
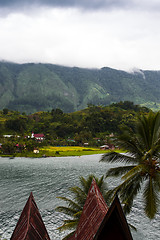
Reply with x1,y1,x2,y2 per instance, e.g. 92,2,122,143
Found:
55,174,107,240
100,111,160,219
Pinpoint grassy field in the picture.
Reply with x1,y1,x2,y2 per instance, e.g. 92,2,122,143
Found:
0,146,108,158
39,146,107,157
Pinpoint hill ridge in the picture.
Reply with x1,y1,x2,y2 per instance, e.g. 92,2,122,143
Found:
0,61,160,113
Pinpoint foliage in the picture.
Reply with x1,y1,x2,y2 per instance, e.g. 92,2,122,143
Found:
100,111,160,219
1,62,160,113
55,174,107,240
3,108,9,115
1,141,16,155
0,102,151,158
0,101,149,139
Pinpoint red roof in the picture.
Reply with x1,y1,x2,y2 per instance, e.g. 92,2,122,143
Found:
69,179,109,240
11,192,50,240
34,134,45,138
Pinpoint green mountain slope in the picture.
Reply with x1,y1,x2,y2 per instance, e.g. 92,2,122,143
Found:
0,62,160,113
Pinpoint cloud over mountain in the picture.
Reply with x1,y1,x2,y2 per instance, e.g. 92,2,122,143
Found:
0,0,159,12
0,0,160,71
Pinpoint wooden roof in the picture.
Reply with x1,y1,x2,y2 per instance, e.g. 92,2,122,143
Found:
94,195,133,240
69,180,133,240
68,178,109,240
11,192,50,240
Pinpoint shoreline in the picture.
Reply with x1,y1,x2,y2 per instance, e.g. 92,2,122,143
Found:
0,146,109,158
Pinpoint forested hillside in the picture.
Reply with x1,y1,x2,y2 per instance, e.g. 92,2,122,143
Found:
0,102,149,138
1,62,160,113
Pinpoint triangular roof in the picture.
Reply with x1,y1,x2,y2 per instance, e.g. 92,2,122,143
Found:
11,192,50,240
69,178,109,240
94,195,133,240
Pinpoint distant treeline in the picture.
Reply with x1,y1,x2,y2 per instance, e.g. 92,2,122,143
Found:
0,101,150,142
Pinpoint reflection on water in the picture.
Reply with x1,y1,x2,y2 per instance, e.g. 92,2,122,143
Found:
0,155,159,239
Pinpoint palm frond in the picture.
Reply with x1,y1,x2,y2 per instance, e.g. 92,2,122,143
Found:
61,231,75,240
79,175,94,194
56,196,81,212
56,174,109,237
57,220,78,231
100,151,136,164
154,173,160,191
137,112,160,150
55,206,77,217
151,112,160,146
73,210,82,217
143,176,159,219
104,188,118,206
97,175,107,195
69,186,86,206
117,132,144,158
121,164,144,180
106,165,136,178
128,223,137,232
120,173,143,214
102,112,160,220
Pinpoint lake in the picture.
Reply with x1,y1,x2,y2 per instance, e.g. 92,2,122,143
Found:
0,155,159,239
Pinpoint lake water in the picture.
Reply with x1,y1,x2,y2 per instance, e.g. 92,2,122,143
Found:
0,155,159,239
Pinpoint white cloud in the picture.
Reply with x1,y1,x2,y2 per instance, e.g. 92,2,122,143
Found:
0,6,160,70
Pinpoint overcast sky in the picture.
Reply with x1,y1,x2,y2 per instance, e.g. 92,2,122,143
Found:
0,0,160,71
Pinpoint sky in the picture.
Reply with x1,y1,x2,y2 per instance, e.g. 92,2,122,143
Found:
0,0,160,71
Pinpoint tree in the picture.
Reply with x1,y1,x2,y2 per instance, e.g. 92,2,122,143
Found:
55,175,107,240
100,111,160,219
2,142,16,155
5,117,27,133
3,108,9,115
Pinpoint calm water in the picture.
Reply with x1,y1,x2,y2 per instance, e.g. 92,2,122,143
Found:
0,155,159,239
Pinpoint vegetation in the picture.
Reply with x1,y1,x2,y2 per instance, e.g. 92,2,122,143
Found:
100,112,160,219
0,102,150,157
1,62,160,113
39,146,107,157
55,174,107,240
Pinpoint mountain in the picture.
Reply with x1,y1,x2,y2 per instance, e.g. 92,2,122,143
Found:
0,61,160,113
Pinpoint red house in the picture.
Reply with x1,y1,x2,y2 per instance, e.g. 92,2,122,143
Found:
31,132,45,141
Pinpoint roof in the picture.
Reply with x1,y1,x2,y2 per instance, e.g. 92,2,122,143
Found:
94,195,133,240
10,192,50,240
68,179,109,240
34,134,45,138
69,180,133,240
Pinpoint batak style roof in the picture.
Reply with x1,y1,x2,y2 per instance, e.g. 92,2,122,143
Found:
10,192,50,240
69,179,133,240
68,178,109,240
94,195,133,240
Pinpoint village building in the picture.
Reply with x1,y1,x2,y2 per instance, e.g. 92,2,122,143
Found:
11,180,133,240
69,178,109,240
94,195,133,240
11,192,50,240
100,143,115,150
33,149,40,154
31,132,45,141
69,179,133,240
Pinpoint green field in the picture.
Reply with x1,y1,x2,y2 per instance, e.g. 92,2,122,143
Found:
0,146,108,158
39,146,107,157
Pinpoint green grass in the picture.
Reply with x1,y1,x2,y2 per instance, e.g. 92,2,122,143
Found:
0,146,108,158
